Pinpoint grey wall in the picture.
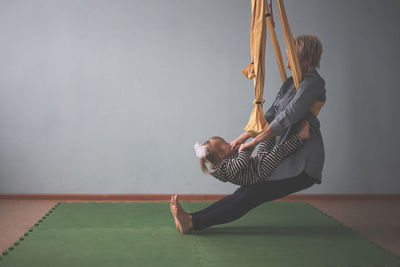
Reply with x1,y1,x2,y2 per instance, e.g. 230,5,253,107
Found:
0,0,399,194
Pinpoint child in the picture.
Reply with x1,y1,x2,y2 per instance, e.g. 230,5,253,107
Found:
194,121,310,186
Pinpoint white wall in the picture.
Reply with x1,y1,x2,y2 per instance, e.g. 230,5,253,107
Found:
0,0,399,194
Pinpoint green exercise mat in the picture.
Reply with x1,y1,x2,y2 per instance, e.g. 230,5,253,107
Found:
1,201,399,267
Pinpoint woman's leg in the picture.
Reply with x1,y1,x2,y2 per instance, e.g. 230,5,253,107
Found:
190,187,247,217
191,173,315,230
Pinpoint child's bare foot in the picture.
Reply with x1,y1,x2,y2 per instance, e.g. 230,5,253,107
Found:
170,195,193,234
298,120,310,141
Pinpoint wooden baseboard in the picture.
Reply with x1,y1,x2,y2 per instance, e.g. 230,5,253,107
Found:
0,194,224,201
0,194,399,201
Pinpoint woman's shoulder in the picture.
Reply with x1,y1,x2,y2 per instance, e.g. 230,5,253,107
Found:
304,71,325,87
283,72,325,90
299,71,326,98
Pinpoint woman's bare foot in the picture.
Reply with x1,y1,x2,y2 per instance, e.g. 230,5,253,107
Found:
170,194,193,234
298,120,310,141
170,195,179,230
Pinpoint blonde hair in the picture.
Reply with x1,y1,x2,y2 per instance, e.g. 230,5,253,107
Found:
199,136,225,174
294,34,323,71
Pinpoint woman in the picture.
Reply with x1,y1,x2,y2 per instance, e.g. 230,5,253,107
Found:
171,34,326,234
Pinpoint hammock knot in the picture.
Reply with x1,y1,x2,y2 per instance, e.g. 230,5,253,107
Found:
241,63,255,79
253,99,265,105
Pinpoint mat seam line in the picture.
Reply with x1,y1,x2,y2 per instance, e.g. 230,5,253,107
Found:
0,202,62,263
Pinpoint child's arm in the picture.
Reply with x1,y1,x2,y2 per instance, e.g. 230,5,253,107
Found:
225,157,264,186
225,148,253,176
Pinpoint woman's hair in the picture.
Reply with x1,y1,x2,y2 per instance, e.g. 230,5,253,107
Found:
294,34,323,71
199,136,225,174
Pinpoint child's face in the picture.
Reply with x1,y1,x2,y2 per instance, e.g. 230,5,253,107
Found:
212,139,233,160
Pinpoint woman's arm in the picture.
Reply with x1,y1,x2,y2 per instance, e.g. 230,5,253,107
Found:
239,75,324,152
230,131,253,150
265,78,290,123
268,75,324,136
239,127,277,152
264,97,277,123
230,93,280,150
230,83,285,150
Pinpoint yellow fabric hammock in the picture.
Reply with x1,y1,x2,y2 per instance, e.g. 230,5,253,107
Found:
242,0,325,135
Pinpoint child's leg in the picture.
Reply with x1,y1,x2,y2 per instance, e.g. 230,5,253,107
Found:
258,134,303,178
257,137,276,155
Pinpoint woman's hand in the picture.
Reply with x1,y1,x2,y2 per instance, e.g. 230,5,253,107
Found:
229,138,243,151
238,140,256,153
230,131,253,151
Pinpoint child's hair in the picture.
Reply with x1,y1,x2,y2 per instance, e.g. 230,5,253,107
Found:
199,136,226,174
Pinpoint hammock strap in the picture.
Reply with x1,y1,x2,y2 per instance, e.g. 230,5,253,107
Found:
276,0,302,90
265,0,287,82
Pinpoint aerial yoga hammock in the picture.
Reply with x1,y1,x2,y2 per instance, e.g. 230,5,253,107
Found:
242,0,325,136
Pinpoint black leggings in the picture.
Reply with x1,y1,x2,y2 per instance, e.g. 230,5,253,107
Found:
190,173,316,230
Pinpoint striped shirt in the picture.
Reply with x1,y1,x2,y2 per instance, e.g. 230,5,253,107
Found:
209,135,303,186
